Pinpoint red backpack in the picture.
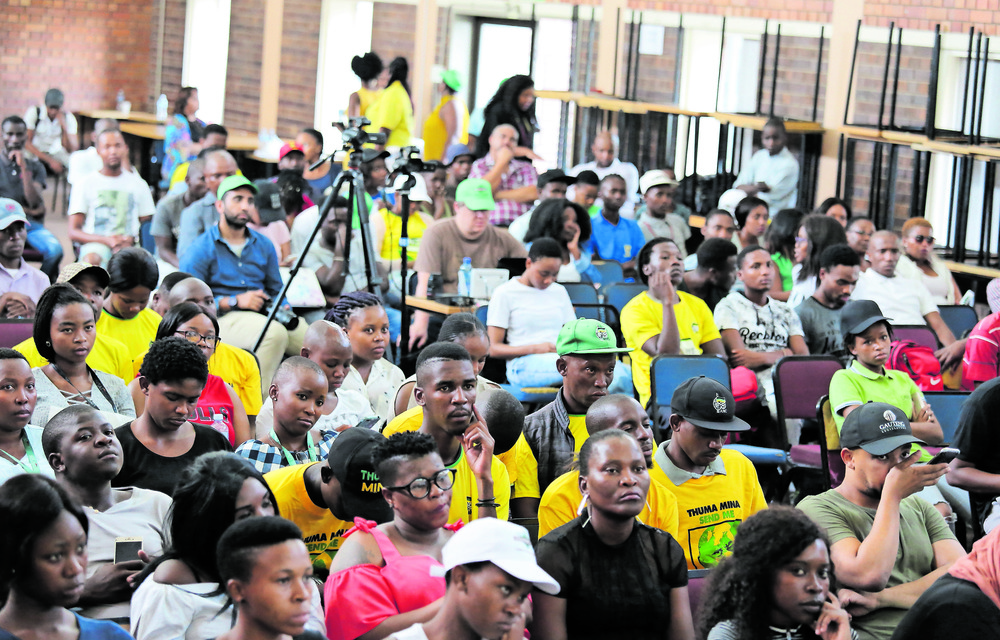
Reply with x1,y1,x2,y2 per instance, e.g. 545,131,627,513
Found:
887,340,944,391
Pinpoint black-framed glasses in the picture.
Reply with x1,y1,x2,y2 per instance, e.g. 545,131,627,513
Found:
175,329,219,347
912,235,935,245
385,468,456,499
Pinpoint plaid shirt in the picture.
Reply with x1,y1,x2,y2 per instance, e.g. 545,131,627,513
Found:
235,429,338,474
469,155,538,226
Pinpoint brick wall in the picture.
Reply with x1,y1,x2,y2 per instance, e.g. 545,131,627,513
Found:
277,0,323,137
865,0,1000,35
625,25,681,104
757,34,829,122
1,0,156,118
371,3,417,71
223,0,266,132
436,6,451,66
159,0,188,103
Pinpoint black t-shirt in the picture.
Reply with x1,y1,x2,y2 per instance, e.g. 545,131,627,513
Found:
112,421,232,496
890,574,1000,640
535,516,687,640
953,377,1000,526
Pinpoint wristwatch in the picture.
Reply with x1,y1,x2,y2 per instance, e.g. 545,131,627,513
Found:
227,295,238,310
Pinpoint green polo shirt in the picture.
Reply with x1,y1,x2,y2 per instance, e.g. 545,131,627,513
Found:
829,360,924,432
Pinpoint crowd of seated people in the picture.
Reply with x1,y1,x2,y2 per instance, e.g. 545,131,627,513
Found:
1,80,995,640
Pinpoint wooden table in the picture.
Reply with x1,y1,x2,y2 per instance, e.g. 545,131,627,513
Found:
77,109,162,124
403,296,477,315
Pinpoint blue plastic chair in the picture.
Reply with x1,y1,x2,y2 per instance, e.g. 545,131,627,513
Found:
937,305,979,338
604,282,646,316
560,282,599,306
475,304,488,326
591,260,624,286
649,354,730,428
924,391,971,444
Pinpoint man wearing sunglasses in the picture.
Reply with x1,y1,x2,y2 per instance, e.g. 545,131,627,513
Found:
413,341,510,524
851,230,960,371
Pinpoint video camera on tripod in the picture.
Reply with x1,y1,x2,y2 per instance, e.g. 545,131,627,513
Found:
392,146,444,176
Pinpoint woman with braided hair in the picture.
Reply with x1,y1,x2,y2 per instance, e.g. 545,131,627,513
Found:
326,292,404,428
698,506,855,640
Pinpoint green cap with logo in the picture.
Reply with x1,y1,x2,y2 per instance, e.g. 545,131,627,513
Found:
217,175,258,201
455,178,496,211
556,318,632,356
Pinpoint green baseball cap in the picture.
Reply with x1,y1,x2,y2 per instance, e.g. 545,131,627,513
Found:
441,69,463,91
556,318,632,356
217,175,258,201
455,178,495,211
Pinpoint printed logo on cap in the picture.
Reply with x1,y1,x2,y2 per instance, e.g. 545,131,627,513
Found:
359,469,383,494
713,394,727,414
883,409,896,422
595,326,609,341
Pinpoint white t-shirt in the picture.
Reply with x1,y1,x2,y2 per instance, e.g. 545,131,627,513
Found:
387,624,431,640
850,269,937,326
0,426,54,485
487,279,576,348
733,147,799,212
79,487,171,621
569,158,641,218
69,171,155,237
24,106,78,155
787,263,818,308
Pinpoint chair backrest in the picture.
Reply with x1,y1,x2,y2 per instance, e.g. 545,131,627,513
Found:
591,260,624,286
923,391,971,444
0,320,33,350
892,325,938,350
560,282,599,305
937,305,979,338
475,304,488,326
604,282,646,315
773,355,844,435
650,355,730,429
817,395,846,489
687,569,711,621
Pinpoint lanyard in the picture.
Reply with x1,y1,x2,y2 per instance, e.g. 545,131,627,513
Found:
0,432,39,474
269,429,317,467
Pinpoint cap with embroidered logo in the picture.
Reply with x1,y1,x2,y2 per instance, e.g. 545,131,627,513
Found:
555,318,632,356
670,376,750,431
840,401,923,456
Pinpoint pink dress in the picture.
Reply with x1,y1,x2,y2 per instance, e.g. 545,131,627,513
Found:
324,518,461,640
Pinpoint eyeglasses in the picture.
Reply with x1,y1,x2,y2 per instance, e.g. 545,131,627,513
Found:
912,235,935,245
794,236,808,244
175,329,219,347
385,468,456,499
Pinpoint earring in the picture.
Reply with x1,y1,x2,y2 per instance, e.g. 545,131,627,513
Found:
45,341,51,347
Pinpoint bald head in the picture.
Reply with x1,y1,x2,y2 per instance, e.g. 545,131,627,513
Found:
300,320,353,393
168,277,216,317
475,387,524,455
271,355,327,388
303,320,350,352
591,131,618,168
585,394,654,466
488,124,518,155
93,118,120,139
42,405,105,459
204,150,237,195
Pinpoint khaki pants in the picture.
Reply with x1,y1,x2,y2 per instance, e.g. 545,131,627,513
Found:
219,311,308,395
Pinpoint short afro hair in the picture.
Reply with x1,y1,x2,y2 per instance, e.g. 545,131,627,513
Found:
371,431,438,486
139,336,209,386
216,516,303,586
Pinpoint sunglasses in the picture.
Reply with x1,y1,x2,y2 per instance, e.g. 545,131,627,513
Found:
911,235,935,245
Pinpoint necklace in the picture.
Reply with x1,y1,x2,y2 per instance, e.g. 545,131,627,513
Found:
0,431,39,473
269,428,317,467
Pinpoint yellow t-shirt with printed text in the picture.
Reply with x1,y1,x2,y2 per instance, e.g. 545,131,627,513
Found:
621,290,721,407
538,464,681,539
649,447,767,569
514,414,589,500
265,462,351,571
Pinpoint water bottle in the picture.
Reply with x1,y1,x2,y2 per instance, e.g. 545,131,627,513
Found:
457,257,473,297
210,413,229,440
116,89,125,111
156,93,168,120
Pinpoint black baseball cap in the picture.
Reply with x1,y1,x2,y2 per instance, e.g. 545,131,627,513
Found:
327,427,392,523
538,169,578,190
840,299,893,339
840,401,923,456
360,149,390,164
671,376,750,432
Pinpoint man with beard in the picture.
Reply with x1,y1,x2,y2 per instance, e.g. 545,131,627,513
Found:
176,148,238,255
622,237,725,408
180,175,307,392
795,244,860,364
42,404,171,622
0,115,64,282
414,341,509,524
798,402,964,640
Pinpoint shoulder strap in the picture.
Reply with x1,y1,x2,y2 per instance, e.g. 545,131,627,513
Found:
88,367,118,412
368,524,402,563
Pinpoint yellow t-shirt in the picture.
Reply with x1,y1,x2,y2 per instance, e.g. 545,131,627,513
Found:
496,434,528,490
265,462,351,571
357,86,381,117
446,447,510,525
514,414,589,500
621,290,721,407
382,405,423,436
649,448,768,569
378,208,429,263
14,333,132,383
422,95,470,162
132,341,263,415
96,308,161,362
537,465,681,539
367,81,412,148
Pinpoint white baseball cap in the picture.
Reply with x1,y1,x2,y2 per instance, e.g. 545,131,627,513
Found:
717,188,748,214
430,518,560,595
387,172,432,204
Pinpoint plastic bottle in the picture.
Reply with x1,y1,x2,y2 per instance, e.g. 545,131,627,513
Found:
457,257,473,297
116,89,125,110
210,413,229,440
156,94,168,120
